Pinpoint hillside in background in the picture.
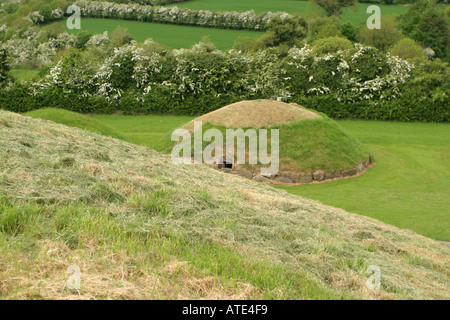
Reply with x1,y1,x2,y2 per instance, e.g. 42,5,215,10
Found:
0,110,448,299
156,100,372,175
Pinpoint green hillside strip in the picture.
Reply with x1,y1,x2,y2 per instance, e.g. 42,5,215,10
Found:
171,0,409,25
0,110,448,299
64,18,262,49
90,114,194,148
170,0,315,14
25,108,128,141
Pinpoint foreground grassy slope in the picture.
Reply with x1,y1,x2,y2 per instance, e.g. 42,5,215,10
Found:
280,121,450,241
1,110,448,299
26,108,128,141
64,18,262,50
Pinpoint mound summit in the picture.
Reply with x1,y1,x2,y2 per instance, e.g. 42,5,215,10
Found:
160,100,372,184
183,100,322,130
0,110,448,299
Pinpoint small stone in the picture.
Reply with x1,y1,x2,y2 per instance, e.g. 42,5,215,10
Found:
333,171,341,178
324,171,335,180
253,175,270,183
299,173,313,183
341,167,357,177
277,177,292,184
357,163,364,172
313,170,325,181
324,171,341,180
236,168,253,179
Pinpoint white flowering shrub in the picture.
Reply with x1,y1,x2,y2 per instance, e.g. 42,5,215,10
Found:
51,8,64,20
28,12,44,24
2,28,108,68
86,31,110,47
0,24,7,39
424,47,435,59
284,44,414,105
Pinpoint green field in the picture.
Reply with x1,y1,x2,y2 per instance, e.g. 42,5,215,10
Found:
90,114,194,147
90,115,450,241
60,2,409,49
279,121,450,242
171,0,409,25
26,108,128,141
65,18,263,50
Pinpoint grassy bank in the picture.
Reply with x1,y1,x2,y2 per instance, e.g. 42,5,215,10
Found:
279,121,450,241
1,110,449,299
154,117,371,174
26,108,128,141
90,114,193,147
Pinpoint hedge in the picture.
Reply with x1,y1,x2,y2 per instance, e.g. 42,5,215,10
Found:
1,84,448,122
29,1,292,31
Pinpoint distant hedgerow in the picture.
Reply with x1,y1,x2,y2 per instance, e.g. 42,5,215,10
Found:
28,0,292,31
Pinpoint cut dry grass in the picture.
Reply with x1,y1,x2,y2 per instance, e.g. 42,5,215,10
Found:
183,100,322,130
0,110,449,300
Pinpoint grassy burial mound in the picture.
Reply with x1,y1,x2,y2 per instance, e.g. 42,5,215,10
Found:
0,110,449,299
158,100,371,184
25,108,128,141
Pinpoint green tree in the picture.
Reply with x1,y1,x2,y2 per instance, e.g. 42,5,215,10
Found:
307,16,342,43
400,1,450,60
312,36,353,55
359,15,403,51
5,2,19,14
0,48,11,88
39,6,52,21
111,26,134,48
312,0,358,17
76,30,93,49
263,15,308,47
43,22,66,39
308,17,359,43
341,21,358,42
389,38,426,61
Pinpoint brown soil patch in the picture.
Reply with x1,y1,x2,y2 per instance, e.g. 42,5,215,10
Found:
184,99,321,130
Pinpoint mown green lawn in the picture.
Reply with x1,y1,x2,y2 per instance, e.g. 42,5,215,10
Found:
279,121,450,242
171,0,409,25
90,114,194,148
92,115,450,241
64,18,263,50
